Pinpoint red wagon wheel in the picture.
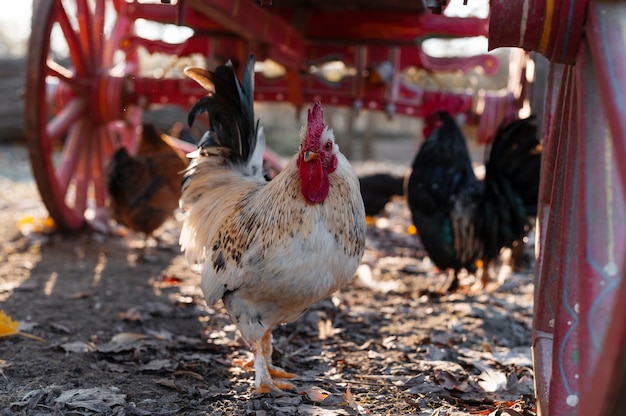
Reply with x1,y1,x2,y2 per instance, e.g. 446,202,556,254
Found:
24,0,141,232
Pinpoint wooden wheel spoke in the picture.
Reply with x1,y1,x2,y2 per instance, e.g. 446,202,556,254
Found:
80,130,95,214
46,97,87,144
56,4,89,76
68,120,92,214
103,17,132,69
73,169,89,215
92,0,106,69
57,119,88,195
75,0,95,74
46,59,74,82
101,123,118,156
93,127,113,209
121,61,140,77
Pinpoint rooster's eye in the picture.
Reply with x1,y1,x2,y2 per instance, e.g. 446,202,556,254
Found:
324,141,332,151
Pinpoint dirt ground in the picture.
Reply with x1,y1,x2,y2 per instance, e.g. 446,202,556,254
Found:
0,143,536,416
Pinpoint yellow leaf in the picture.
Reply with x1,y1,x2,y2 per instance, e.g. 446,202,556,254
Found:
0,310,19,337
407,224,418,235
0,309,47,344
17,215,55,235
16,215,35,228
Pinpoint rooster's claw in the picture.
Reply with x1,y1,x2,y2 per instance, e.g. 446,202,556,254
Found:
257,380,296,396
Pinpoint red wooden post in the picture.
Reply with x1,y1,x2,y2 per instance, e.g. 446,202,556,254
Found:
533,64,581,415
491,1,626,415
575,3,626,413
532,62,565,415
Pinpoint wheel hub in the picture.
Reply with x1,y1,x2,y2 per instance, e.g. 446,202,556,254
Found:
91,72,133,124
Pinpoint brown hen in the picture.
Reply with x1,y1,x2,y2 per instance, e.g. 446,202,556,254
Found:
105,124,188,247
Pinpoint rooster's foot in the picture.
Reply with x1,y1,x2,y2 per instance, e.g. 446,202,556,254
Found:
269,364,296,379
257,380,296,396
237,359,296,379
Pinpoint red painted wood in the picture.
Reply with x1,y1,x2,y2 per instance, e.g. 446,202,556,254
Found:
488,0,588,64
548,67,581,415
532,64,575,415
574,3,626,413
529,3,626,415
298,10,488,44
488,0,546,51
585,2,626,185
184,0,307,70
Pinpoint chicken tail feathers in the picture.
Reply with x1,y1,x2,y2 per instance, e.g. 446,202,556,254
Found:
184,53,263,177
482,115,542,257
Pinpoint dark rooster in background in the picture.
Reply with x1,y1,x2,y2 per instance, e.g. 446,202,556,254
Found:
359,173,405,217
407,111,541,292
105,124,189,252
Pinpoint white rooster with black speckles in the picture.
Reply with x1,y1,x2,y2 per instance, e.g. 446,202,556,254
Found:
179,53,366,395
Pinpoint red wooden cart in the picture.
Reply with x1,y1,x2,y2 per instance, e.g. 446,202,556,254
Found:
22,1,626,415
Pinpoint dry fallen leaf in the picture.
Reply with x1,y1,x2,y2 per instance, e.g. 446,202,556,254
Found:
0,310,19,336
68,291,94,300
160,274,184,285
60,341,96,354
96,332,147,353
54,387,126,410
154,378,182,391
173,370,204,380
344,386,368,415
303,385,331,402
110,332,147,344
17,215,55,235
0,310,47,344
139,359,174,372
317,318,342,340
117,307,144,322
0,359,11,381
489,407,525,416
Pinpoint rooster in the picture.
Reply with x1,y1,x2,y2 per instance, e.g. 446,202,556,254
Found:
105,124,188,251
407,111,541,292
179,54,366,394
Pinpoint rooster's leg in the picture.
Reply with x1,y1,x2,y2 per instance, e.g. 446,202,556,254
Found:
252,329,295,394
446,270,460,293
480,261,489,288
260,330,296,379
137,233,158,263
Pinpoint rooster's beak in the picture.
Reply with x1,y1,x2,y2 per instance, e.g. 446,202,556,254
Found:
303,151,318,162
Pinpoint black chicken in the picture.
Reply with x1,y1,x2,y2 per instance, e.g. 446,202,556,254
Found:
359,173,405,217
407,111,541,291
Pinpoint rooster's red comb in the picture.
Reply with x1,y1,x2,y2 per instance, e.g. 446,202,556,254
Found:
307,102,325,139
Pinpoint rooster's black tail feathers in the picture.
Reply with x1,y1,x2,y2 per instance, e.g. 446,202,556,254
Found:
482,115,541,258
485,115,542,216
185,53,263,176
